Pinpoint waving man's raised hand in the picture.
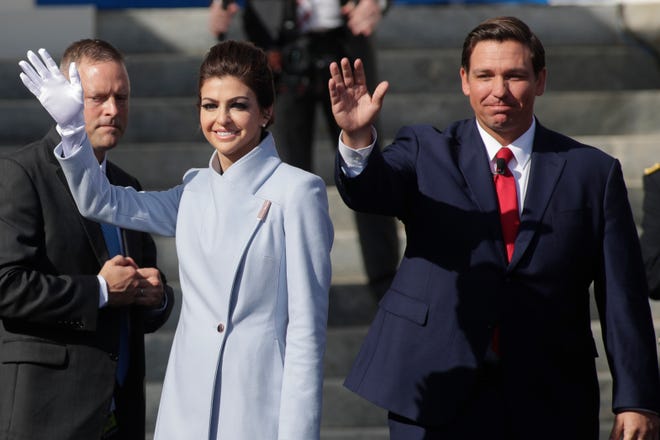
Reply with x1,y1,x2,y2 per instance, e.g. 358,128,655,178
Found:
328,57,388,148
19,48,84,135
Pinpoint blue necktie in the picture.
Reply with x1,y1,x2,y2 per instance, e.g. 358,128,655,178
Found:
101,222,122,257
100,223,129,385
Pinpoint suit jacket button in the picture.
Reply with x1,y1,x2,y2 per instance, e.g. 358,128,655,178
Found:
217,323,225,333
110,353,119,361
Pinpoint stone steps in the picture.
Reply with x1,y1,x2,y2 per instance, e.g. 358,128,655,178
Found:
86,4,638,54
3,42,658,99
4,89,660,147
3,2,660,438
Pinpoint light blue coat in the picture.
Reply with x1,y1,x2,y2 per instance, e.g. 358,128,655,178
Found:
56,134,334,439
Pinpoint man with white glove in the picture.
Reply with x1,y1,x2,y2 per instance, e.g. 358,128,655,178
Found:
0,40,174,439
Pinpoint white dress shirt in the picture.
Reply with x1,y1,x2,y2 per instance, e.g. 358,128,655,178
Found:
96,156,121,308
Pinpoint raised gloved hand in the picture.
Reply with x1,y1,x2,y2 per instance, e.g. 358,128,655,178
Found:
19,48,84,135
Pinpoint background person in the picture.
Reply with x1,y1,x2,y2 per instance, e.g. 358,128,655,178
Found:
640,162,660,299
1,38,174,440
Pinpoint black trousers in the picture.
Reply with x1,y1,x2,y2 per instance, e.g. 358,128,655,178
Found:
387,361,600,440
387,363,513,440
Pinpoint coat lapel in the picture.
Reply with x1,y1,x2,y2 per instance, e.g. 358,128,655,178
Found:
456,121,506,263
48,135,110,266
202,135,281,301
457,123,499,215
509,125,566,268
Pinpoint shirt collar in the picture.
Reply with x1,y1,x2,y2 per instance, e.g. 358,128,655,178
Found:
476,118,535,171
99,155,108,174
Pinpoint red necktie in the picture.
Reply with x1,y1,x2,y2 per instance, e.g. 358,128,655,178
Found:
491,147,519,356
494,147,520,262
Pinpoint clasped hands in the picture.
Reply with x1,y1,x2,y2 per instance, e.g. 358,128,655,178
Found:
100,255,165,308
18,48,84,134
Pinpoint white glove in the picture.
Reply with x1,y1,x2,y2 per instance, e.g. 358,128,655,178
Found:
19,48,85,136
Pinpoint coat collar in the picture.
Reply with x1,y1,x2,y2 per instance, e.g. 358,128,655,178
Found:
456,120,499,215
198,133,282,313
47,127,118,266
509,122,565,268
208,133,281,196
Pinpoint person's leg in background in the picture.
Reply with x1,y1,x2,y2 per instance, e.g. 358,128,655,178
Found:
327,31,400,299
272,65,316,170
274,30,400,300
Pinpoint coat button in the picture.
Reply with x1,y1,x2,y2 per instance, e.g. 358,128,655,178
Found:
217,323,225,333
110,353,119,361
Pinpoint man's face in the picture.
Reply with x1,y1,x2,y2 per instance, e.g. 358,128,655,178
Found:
460,39,546,146
76,58,130,160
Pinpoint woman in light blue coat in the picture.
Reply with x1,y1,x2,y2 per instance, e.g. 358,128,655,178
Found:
19,41,333,439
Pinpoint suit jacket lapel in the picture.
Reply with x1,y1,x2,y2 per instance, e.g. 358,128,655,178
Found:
48,133,110,266
456,121,507,263
509,125,566,268
457,123,499,214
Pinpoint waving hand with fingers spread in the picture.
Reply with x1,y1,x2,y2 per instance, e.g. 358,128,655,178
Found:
329,57,389,148
19,49,84,136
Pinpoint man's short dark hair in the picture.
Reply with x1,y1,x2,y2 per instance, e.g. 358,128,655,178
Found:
60,39,125,73
461,16,546,76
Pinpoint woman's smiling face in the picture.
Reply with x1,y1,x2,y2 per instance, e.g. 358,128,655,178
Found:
199,75,272,172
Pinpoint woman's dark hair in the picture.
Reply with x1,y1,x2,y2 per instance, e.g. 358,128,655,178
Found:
461,16,545,76
198,40,276,127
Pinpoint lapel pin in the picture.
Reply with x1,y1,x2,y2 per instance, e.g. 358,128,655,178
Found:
257,200,272,221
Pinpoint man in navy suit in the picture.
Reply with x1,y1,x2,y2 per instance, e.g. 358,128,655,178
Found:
329,16,660,439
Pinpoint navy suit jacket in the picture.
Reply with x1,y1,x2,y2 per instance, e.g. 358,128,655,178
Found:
336,119,660,436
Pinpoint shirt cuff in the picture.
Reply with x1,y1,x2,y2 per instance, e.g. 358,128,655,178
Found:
614,408,659,416
97,275,109,308
55,125,87,157
153,290,169,312
54,126,87,158
337,127,377,177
